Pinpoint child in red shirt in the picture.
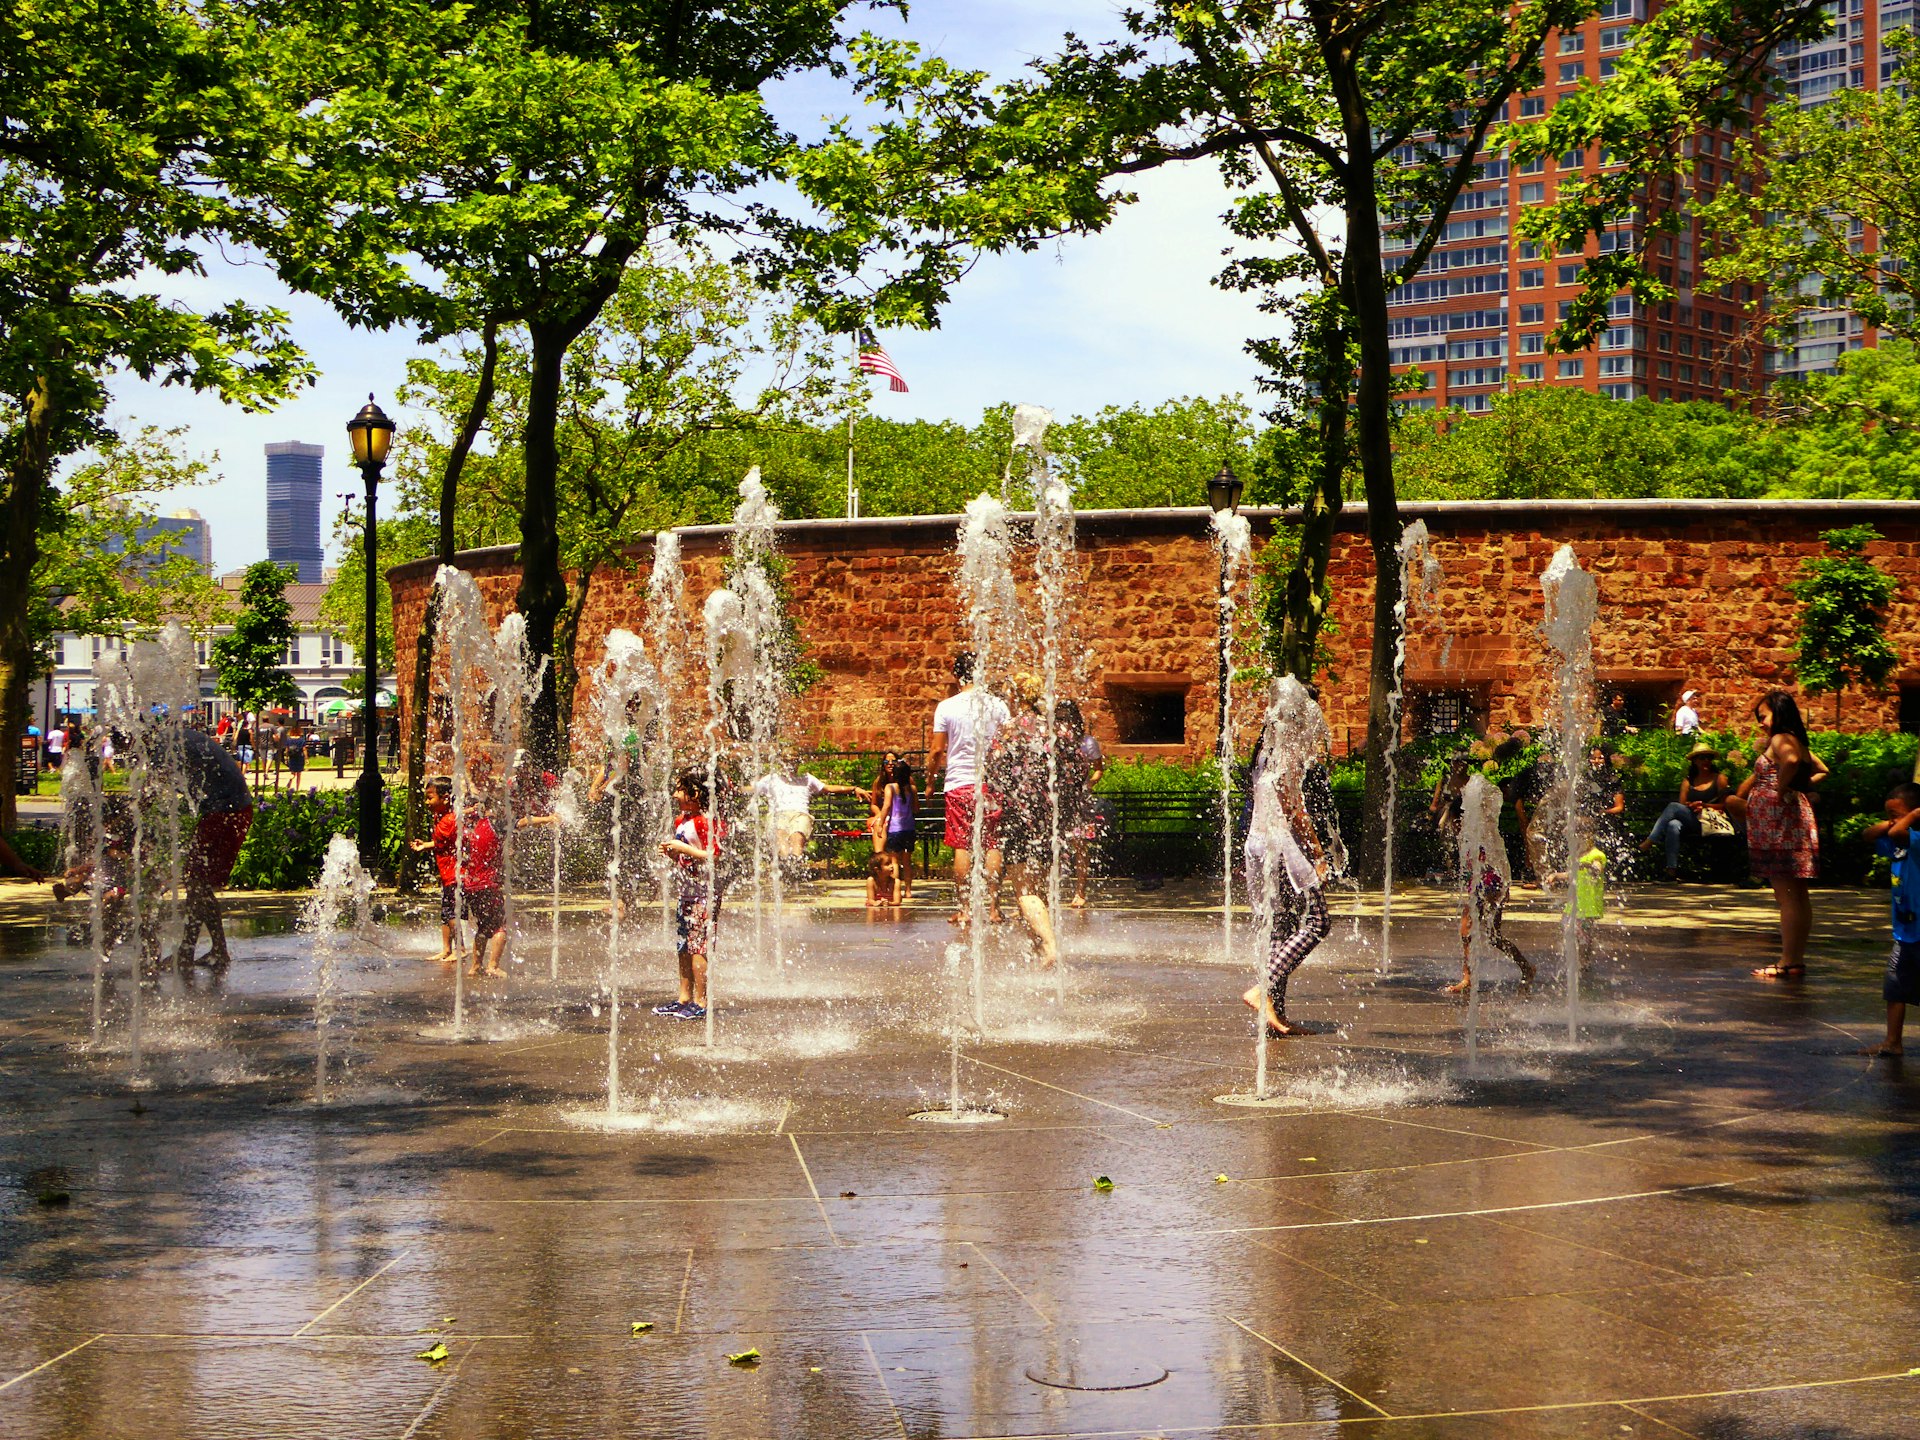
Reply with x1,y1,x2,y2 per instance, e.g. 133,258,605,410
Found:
409,778,507,976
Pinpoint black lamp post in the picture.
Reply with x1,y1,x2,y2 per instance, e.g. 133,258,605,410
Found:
347,395,395,872
1207,461,1243,759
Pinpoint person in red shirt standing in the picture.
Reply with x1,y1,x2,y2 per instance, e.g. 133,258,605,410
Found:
654,770,720,1021
409,776,509,978
460,799,508,979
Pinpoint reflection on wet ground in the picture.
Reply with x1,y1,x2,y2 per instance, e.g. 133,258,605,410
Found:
0,885,1915,1438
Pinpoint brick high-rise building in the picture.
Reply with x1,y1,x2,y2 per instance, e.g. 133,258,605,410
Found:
1388,0,1769,413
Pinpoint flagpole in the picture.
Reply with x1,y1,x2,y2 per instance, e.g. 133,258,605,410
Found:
847,334,859,520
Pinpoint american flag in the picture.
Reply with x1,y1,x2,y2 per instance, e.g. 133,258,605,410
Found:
857,330,909,392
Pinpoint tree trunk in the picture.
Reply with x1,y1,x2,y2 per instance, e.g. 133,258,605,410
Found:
401,324,497,892
1334,97,1405,885
516,319,570,769
552,561,598,741
1275,385,1348,681
0,374,57,834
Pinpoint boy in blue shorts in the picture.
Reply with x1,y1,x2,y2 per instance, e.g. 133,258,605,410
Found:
1864,782,1920,1057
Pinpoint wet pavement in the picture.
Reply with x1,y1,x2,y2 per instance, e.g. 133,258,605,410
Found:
0,879,1915,1438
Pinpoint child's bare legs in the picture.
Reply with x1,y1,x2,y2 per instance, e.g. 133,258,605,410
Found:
1866,1002,1905,1057
1447,908,1472,993
1015,886,1057,968
432,921,455,964
1069,840,1089,908
478,929,507,978
677,949,708,1007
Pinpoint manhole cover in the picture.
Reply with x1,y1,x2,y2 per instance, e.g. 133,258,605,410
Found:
1024,1361,1169,1392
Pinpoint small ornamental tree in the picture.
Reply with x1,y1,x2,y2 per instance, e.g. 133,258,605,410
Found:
212,560,300,724
1790,525,1899,729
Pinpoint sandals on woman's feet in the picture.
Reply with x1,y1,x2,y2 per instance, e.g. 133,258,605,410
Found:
1751,963,1806,980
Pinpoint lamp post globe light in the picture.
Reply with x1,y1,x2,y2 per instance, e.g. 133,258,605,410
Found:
347,395,395,872
1208,460,1242,761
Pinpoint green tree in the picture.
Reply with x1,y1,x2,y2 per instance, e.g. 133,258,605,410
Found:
1699,36,1920,352
1789,525,1899,730
1392,391,1777,499
0,0,310,824
803,0,1818,873
212,561,300,718
35,427,234,667
1755,343,1920,498
379,255,849,731
238,0,912,765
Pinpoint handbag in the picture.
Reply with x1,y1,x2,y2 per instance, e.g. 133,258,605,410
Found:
1699,807,1734,837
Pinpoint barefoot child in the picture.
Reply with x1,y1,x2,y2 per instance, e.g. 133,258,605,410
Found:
1240,682,1332,1038
410,778,465,966
458,799,508,979
1447,845,1536,995
654,770,720,1021
1864,782,1920,1058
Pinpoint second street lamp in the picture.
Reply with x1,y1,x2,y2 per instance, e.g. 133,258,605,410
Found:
346,395,396,872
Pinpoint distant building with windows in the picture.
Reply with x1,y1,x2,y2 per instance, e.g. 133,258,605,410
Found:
1386,0,1770,413
103,508,213,574
1768,0,1889,379
36,570,392,731
264,441,326,583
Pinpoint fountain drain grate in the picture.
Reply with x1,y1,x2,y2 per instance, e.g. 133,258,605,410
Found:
908,1107,1006,1125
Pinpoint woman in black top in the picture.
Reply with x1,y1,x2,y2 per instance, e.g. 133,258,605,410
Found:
1638,743,1729,880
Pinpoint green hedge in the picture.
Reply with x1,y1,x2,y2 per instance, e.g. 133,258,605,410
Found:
229,790,408,890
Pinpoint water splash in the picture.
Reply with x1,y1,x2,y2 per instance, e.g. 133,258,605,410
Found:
1457,772,1506,1068
586,628,664,1112
1541,544,1599,1045
646,532,686,946
1379,520,1445,975
1211,509,1253,1031
304,834,375,1104
1029,425,1076,998
1242,675,1340,1099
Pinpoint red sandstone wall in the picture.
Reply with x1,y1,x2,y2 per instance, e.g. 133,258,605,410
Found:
389,503,1920,768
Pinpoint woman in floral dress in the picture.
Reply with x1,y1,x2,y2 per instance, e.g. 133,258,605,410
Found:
1730,691,1828,980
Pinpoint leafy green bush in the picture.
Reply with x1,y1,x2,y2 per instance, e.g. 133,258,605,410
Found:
229,789,407,890
6,829,59,872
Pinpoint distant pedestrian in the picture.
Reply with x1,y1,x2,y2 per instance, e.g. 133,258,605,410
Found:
45,722,65,771
1673,689,1702,735
284,724,307,787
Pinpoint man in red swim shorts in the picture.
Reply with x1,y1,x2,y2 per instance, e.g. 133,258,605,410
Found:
927,652,1010,926
175,726,255,971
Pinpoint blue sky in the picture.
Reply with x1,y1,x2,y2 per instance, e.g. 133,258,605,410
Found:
107,0,1270,573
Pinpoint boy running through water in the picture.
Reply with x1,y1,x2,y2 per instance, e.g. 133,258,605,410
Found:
1864,782,1920,1058
654,770,720,1021
409,777,507,976
1447,847,1536,994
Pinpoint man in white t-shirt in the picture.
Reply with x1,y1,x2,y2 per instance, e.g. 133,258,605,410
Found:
1673,689,1701,736
45,724,65,769
751,766,863,859
927,652,1011,924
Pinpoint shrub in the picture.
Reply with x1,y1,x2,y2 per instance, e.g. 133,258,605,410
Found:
6,829,59,872
229,789,408,890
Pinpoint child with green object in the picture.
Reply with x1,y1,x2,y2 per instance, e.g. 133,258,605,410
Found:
1574,839,1607,974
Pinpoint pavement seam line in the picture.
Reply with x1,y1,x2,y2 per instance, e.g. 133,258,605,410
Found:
0,1335,102,1394
964,1241,1051,1327
789,1133,843,1248
1225,1315,1393,1418
1380,1365,1920,1422
860,1330,910,1440
962,1055,1165,1124
292,1249,410,1337
1616,1399,1708,1439
1187,1178,1746,1236
399,1337,480,1439
674,1247,695,1334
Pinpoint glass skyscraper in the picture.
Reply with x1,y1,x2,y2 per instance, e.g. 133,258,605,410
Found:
264,441,325,583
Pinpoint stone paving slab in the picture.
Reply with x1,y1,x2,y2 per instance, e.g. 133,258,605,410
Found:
0,893,1915,1437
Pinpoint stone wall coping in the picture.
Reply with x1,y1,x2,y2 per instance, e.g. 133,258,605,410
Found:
387,497,1920,586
